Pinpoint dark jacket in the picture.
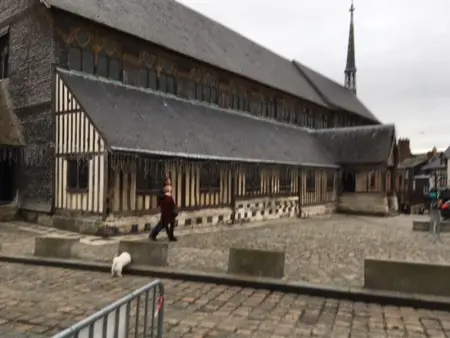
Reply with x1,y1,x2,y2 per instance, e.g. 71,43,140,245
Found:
157,188,166,207
159,194,176,223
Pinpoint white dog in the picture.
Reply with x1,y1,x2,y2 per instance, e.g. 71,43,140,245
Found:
111,252,131,277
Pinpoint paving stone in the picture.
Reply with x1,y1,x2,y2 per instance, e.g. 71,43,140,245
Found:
0,263,449,337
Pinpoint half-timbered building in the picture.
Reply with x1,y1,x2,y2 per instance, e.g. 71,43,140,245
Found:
0,0,398,232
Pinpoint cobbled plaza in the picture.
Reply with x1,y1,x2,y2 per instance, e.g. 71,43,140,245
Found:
2,215,450,337
2,214,450,287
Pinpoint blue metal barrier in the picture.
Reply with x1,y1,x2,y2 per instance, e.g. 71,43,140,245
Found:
52,279,165,338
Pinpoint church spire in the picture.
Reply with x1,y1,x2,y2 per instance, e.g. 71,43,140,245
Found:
345,0,357,95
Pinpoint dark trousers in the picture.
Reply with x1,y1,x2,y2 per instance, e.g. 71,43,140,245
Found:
150,217,174,239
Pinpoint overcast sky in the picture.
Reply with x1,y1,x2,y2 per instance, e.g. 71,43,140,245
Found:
179,0,449,153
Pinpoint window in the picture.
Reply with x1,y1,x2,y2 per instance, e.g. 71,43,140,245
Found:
68,47,82,71
136,161,165,193
149,69,158,90
232,94,239,109
82,50,95,74
245,166,261,193
279,169,291,193
0,32,8,79
326,172,334,192
306,170,315,192
256,101,264,115
199,163,220,192
242,96,249,112
211,86,218,105
368,172,376,189
96,51,109,77
158,73,167,92
166,75,176,94
108,59,122,81
323,114,329,128
195,82,204,101
203,85,211,102
138,68,148,87
67,159,89,192
67,46,122,81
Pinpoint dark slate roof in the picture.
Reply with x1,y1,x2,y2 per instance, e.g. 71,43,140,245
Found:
443,146,450,159
421,155,446,171
293,61,379,123
57,69,338,168
398,154,428,169
312,124,396,165
44,0,327,109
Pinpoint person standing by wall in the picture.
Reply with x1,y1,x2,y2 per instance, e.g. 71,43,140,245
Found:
429,188,442,237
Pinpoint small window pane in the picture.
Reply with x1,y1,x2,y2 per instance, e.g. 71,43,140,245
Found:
167,76,176,94
158,73,167,92
82,50,94,74
149,70,158,90
138,68,148,87
109,59,122,81
211,87,218,104
233,95,239,109
188,80,196,99
96,52,108,77
68,47,82,71
195,83,203,100
203,86,211,102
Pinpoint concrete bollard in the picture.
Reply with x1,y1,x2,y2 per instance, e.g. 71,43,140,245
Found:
227,247,285,279
118,240,168,266
365,258,450,297
34,235,80,258
412,220,450,232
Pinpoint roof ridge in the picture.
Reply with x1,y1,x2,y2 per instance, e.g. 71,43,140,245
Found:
312,123,395,133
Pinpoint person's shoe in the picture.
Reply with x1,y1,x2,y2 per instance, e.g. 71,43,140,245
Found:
169,236,178,242
149,235,157,241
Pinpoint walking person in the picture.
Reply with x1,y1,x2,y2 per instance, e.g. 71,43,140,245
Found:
149,180,178,241
428,188,442,240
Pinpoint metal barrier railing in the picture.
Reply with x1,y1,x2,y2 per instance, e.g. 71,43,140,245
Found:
52,279,165,338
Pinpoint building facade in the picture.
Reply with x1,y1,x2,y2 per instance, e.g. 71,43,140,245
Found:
0,0,398,233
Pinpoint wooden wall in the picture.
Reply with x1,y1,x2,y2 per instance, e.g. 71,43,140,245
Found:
235,166,335,204
355,169,395,193
54,73,106,214
108,161,234,214
301,170,336,205
107,162,338,215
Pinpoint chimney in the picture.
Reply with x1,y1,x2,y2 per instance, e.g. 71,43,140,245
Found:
398,138,411,162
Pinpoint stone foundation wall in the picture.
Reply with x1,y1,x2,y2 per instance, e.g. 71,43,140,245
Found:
338,193,389,215
0,203,17,221
103,207,233,234
17,198,336,235
300,203,336,218
235,196,298,223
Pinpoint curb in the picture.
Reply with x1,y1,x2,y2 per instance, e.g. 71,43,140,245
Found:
1,254,450,311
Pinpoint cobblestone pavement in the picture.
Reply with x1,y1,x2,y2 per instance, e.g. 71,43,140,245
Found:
2,214,450,287
2,263,450,338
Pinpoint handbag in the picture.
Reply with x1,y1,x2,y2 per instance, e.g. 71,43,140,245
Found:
172,205,179,218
